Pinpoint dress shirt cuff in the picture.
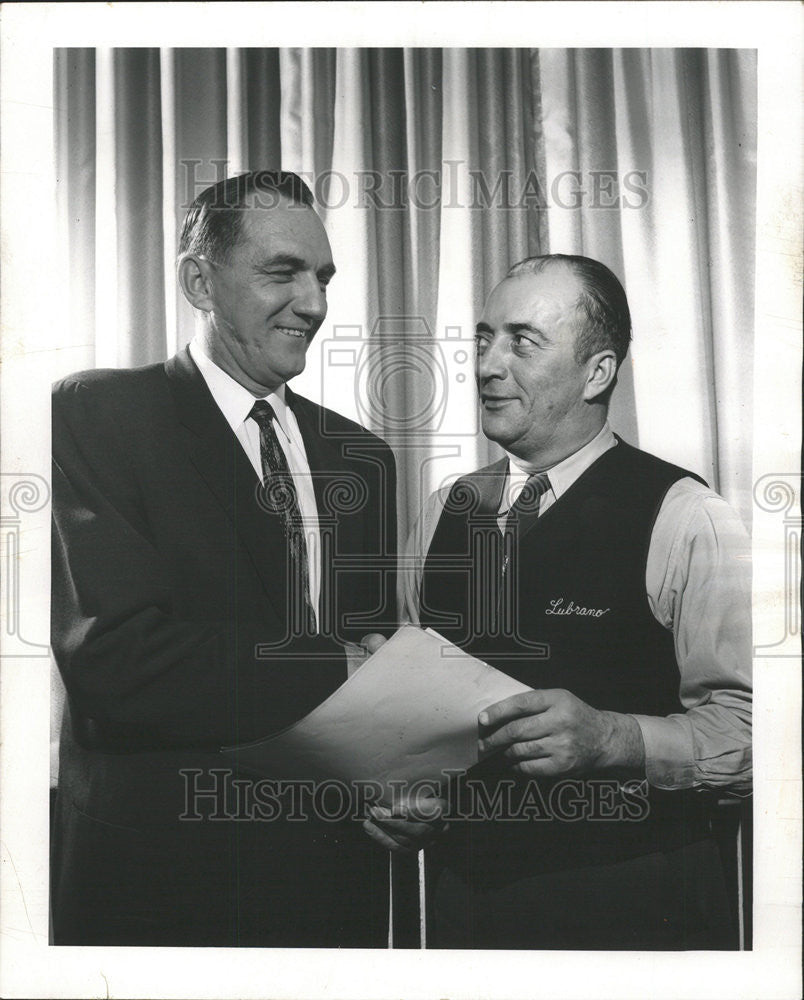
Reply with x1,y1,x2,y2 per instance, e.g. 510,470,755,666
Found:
344,642,368,678
630,714,696,790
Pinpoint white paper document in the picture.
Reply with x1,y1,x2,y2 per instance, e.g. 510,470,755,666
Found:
223,625,531,804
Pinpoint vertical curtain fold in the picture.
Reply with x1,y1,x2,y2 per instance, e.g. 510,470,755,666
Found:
94,49,118,368
525,49,550,255
226,48,249,176
54,48,96,375
279,48,336,181
399,49,445,526
366,48,408,320
403,48,443,327
244,48,282,171
429,49,488,502
159,48,179,358
633,51,716,484
702,50,756,525
113,49,166,368
360,47,413,515
172,49,228,348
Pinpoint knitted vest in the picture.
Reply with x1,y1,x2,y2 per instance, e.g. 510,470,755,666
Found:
420,439,712,885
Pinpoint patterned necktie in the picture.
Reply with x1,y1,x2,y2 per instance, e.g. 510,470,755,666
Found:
249,400,316,634
504,471,552,529
501,471,551,584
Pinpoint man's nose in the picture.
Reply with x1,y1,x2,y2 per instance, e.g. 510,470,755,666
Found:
293,273,328,323
477,336,507,382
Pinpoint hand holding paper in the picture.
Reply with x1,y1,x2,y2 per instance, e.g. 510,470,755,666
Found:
363,797,450,853
479,688,646,778
224,625,532,808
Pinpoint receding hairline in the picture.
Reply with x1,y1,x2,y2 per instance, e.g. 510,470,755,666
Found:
235,191,325,241
176,170,318,264
483,260,626,370
499,253,632,368
179,191,327,265
488,261,588,312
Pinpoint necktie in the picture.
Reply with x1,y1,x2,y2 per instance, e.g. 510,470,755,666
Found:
504,471,552,529
249,400,316,634
500,471,551,588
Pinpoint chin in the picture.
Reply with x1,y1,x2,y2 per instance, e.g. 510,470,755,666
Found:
279,365,305,386
480,415,512,448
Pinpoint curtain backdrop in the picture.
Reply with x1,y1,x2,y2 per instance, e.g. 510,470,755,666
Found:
54,47,756,542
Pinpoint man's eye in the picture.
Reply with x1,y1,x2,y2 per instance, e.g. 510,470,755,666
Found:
474,335,489,353
512,334,536,350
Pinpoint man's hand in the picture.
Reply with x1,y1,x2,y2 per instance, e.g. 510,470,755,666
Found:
362,796,449,853
345,633,388,676
479,689,645,778
360,633,387,655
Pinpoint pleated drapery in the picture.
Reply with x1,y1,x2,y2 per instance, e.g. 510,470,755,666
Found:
53,47,757,538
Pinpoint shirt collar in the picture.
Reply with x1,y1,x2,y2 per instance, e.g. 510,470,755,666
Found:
188,338,291,440
505,423,617,500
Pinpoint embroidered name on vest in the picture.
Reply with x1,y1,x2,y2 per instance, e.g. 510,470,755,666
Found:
545,598,610,618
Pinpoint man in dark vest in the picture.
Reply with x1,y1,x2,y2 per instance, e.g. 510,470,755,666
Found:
363,254,751,949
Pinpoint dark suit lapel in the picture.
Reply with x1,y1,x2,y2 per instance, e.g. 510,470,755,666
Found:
164,348,291,622
286,388,344,512
286,388,361,633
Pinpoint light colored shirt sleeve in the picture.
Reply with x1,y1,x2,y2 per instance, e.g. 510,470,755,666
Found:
405,475,753,795
634,478,752,794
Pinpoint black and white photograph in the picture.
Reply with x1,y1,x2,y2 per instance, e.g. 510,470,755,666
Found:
0,2,800,998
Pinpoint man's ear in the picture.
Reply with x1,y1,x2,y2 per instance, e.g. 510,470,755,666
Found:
583,350,618,402
177,254,216,313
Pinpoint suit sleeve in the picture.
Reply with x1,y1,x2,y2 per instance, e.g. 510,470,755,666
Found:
398,489,447,626
52,380,348,752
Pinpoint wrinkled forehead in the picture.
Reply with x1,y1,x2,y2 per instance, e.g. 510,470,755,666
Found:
482,265,584,328
237,192,332,259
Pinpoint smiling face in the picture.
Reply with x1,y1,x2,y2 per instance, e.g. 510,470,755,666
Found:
198,193,335,394
475,266,611,467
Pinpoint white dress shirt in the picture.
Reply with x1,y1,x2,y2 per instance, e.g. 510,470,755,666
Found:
189,338,322,630
402,423,752,794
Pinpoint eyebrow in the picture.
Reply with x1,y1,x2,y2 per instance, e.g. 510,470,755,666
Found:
474,321,546,339
506,322,545,339
255,253,337,280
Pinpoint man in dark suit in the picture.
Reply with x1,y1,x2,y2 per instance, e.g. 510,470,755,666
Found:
51,171,397,947
365,254,751,949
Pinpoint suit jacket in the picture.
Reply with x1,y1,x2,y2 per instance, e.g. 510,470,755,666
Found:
50,347,397,946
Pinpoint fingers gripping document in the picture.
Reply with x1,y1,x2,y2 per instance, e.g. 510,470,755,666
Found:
223,625,531,806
